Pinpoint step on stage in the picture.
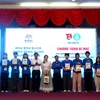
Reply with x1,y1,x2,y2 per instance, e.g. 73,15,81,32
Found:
0,92,100,100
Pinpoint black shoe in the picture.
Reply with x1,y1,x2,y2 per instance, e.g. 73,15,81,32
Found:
32,90,35,92
36,90,40,92
53,90,57,92
15,90,18,92
58,90,61,93
87,90,92,92
12,90,16,92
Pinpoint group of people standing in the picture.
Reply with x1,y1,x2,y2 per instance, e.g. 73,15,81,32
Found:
0,51,100,93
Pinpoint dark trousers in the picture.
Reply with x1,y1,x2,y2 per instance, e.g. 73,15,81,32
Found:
84,72,92,91
53,73,61,92
63,74,71,91
22,74,30,90
1,73,8,91
12,73,19,92
32,70,40,91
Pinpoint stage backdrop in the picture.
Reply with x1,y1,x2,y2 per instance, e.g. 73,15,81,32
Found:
5,28,97,78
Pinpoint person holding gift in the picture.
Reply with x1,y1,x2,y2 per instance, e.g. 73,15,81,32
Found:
62,53,73,92
83,51,93,92
73,53,83,92
0,53,10,92
93,56,100,92
21,53,31,92
11,52,21,92
40,55,53,93
31,52,42,92
52,55,62,92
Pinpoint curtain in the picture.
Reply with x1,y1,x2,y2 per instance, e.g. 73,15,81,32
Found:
0,9,100,26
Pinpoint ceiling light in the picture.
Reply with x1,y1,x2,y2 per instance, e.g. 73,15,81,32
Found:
20,2,48,6
80,3,100,6
19,2,100,8
50,2,77,6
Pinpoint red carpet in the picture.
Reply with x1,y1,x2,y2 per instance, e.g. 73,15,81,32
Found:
0,92,100,100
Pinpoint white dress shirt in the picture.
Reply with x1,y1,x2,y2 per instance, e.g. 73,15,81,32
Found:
31,58,42,70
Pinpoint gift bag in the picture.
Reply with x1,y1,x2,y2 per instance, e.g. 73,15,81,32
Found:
44,76,49,84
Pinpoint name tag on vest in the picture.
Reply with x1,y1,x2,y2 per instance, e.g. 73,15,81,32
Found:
22,59,27,65
24,67,27,70
2,60,7,66
12,59,17,64
14,66,17,69
4,67,7,71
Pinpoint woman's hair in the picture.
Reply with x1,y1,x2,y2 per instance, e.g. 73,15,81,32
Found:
95,56,100,65
23,53,28,59
43,55,48,63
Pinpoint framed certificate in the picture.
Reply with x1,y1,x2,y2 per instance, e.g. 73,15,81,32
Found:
24,67,27,70
2,59,7,66
96,69,100,76
65,63,70,70
22,59,27,65
14,66,17,69
86,63,91,69
4,67,7,71
44,76,49,84
12,59,17,64
76,65,81,71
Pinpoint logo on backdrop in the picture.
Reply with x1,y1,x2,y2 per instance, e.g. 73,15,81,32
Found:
66,33,81,44
24,34,33,43
73,33,81,41
66,33,81,41
66,34,72,40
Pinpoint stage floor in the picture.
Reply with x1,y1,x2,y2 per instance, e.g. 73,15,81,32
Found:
0,92,100,100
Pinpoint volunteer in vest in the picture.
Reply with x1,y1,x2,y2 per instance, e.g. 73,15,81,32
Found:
73,53,83,92
83,51,93,92
93,56,100,92
62,53,73,92
52,55,62,92
11,52,21,92
40,55,53,93
1,53,10,92
21,53,31,92
31,52,42,92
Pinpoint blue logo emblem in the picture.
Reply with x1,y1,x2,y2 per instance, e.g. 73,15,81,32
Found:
73,33,81,41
